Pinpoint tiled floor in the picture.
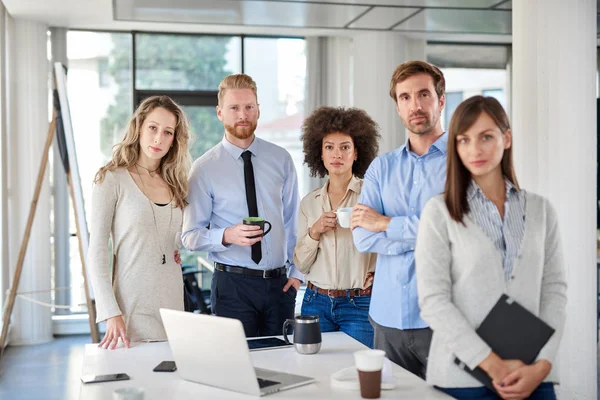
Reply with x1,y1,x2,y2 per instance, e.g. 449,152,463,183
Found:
0,335,91,400
1,335,599,399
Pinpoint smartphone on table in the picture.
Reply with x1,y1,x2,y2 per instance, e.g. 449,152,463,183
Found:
153,360,177,372
81,373,130,384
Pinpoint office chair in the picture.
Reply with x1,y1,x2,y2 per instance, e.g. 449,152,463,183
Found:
182,264,211,314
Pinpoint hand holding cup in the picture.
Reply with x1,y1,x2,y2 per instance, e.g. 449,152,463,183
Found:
309,211,337,240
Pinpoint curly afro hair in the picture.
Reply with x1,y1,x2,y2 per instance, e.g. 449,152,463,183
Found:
300,107,380,179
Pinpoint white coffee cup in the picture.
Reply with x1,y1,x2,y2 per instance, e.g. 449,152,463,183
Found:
335,207,353,228
113,387,144,400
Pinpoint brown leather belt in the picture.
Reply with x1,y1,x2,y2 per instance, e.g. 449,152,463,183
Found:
307,281,372,298
214,262,287,279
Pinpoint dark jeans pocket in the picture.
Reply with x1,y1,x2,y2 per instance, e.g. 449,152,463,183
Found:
284,285,297,301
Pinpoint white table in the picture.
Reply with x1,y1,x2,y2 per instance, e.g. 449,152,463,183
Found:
79,332,451,399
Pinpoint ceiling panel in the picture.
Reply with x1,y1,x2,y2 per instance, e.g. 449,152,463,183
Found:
268,0,500,8
395,8,511,34
115,0,370,28
427,43,508,69
493,0,512,10
347,6,421,29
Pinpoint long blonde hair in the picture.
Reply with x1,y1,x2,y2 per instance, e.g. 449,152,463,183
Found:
94,95,192,209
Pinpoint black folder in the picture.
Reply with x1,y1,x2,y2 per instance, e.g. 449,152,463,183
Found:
454,294,555,392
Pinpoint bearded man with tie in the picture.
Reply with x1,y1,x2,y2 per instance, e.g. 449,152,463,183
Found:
182,74,303,337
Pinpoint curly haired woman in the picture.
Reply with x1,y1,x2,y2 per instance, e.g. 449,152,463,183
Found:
294,106,380,347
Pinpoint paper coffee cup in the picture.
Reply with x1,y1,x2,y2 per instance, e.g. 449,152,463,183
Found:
354,350,385,399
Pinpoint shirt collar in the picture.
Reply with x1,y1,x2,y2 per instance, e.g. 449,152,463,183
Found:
401,131,448,156
221,135,260,160
315,175,362,206
467,177,519,201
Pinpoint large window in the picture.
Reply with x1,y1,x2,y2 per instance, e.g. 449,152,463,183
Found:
439,68,508,130
65,31,132,313
60,31,306,318
244,37,306,194
427,43,509,129
443,91,463,128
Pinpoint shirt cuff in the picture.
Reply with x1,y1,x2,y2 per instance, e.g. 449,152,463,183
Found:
208,228,230,251
288,265,305,282
304,230,320,248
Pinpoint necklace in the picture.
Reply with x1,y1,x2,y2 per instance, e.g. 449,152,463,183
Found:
134,164,173,265
136,163,160,178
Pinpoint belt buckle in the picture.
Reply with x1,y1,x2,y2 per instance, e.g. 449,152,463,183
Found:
327,288,336,297
262,269,269,279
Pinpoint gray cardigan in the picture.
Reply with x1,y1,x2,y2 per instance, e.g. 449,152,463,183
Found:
415,192,567,388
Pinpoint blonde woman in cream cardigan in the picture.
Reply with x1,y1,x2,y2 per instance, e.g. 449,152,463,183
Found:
415,96,566,400
89,96,191,349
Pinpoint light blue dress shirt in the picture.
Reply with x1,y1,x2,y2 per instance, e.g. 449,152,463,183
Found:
182,136,303,280
353,133,448,330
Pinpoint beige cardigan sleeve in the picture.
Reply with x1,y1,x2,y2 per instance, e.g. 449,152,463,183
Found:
88,171,122,322
416,197,492,370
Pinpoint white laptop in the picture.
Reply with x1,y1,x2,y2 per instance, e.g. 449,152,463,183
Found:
159,308,316,396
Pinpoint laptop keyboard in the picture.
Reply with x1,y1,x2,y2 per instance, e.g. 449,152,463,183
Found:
257,378,280,389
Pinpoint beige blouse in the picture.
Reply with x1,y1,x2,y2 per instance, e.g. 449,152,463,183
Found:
293,176,376,290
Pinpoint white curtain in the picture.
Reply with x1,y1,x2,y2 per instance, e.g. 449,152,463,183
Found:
4,15,52,346
0,1,7,328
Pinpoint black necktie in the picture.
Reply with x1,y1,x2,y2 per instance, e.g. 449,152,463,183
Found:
242,151,261,264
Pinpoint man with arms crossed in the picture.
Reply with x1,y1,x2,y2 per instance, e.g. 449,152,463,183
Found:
182,74,302,337
352,61,447,379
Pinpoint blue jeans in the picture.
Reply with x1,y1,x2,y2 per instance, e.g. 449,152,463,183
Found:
436,382,556,400
300,286,373,348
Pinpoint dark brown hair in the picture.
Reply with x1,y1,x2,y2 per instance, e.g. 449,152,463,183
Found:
389,61,445,102
300,107,380,179
444,95,519,223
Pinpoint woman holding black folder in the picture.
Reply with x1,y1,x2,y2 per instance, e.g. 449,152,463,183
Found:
415,96,566,400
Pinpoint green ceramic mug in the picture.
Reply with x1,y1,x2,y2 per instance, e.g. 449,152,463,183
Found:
243,217,272,239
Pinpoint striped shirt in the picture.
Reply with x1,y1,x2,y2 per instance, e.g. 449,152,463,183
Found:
467,178,526,281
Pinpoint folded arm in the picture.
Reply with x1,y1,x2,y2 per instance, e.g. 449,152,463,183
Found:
352,159,420,256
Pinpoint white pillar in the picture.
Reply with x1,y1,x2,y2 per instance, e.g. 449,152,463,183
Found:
6,18,52,345
0,1,8,318
512,1,597,398
352,32,426,154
